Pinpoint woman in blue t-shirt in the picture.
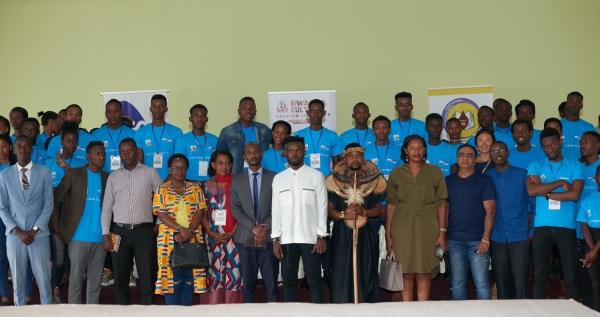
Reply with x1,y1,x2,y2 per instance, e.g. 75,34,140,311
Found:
261,120,291,173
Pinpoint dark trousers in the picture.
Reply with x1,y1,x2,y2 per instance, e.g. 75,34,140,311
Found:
585,229,600,311
490,239,529,299
111,224,157,305
578,238,593,309
281,243,324,303
51,231,69,289
532,226,578,300
238,241,279,303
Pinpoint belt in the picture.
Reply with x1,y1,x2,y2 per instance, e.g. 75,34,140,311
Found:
114,222,153,229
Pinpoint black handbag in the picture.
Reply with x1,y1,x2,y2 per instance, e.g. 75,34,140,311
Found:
169,236,209,269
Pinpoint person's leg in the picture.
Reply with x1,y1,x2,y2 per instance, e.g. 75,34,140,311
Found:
578,238,593,308
467,241,491,300
67,241,87,304
587,228,600,311
112,226,135,305
179,269,194,306
507,239,530,299
532,227,554,299
86,242,106,304
448,239,468,300
401,273,415,301
280,243,300,302
490,240,512,299
164,268,182,306
257,243,280,303
0,220,9,301
238,244,258,303
132,225,157,305
300,243,324,303
415,273,432,301
27,235,52,305
553,228,579,300
25,260,33,300
6,235,28,306
50,230,65,298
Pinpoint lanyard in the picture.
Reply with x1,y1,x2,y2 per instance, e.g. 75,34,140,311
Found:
309,129,323,154
398,119,412,139
374,144,389,167
548,159,564,182
152,125,166,150
354,128,368,147
61,155,73,171
194,134,207,158
215,181,226,204
107,126,123,152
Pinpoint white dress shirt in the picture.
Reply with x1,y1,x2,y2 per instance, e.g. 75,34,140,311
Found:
271,164,328,244
17,161,33,191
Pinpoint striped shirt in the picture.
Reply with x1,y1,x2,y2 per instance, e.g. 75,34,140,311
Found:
101,162,163,234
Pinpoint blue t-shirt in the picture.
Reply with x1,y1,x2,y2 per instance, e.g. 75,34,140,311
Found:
135,123,183,180
339,128,375,149
46,156,87,187
363,143,403,179
0,164,10,172
561,118,595,160
294,127,341,176
446,171,496,241
508,145,546,170
37,133,51,149
389,118,427,148
174,131,218,181
31,144,47,166
493,124,516,150
91,125,136,173
577,191,600,228
71,169,103,242
46,130,93,163
261,148,289,173
240,124,257,144
527,158,584,229
426,142,457,177
531,129,542,148
575,159,600,238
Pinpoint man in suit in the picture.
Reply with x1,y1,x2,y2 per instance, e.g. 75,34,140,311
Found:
50,141,109,304
230,142,279,303
0,135,54,305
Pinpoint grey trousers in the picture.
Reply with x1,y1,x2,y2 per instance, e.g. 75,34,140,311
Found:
68,241,106,304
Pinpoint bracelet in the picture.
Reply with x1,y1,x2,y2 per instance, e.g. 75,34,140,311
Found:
317,235,327,240
439,228,447,232
340,211,345,219
272,237,280,242
481,239,490,244
362,207,367,217
545,193,550,200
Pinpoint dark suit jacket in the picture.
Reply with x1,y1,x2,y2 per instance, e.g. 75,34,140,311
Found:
50,165,109,244
230,168,276,244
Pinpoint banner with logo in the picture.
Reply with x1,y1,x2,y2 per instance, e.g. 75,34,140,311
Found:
100,89,170,130
427,86,493,142
268,90,336,134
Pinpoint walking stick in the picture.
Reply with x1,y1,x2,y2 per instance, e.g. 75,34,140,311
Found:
352,173,359,304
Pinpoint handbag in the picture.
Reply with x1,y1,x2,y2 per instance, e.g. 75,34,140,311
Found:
379,251,404,291
169,235,209,269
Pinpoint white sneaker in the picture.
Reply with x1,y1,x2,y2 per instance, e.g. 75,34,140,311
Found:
129,275,137,287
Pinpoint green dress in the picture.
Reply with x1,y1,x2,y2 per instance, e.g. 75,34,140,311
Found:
386,163,448,274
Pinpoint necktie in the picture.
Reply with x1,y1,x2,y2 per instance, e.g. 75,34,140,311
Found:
252,172,259,223
21,168,29,190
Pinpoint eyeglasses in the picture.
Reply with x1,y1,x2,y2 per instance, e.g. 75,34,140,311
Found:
171,166,187,172
490,149,507,155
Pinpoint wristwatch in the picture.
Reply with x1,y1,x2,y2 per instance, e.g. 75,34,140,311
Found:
340,211,345,219
32,226,39,231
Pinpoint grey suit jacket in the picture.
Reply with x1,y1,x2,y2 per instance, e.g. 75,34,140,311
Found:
230,168,276,244
0,164,54,237
50,166,109,244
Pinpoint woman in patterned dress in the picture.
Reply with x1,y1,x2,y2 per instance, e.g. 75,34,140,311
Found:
201,150,242,304
153,154,207,306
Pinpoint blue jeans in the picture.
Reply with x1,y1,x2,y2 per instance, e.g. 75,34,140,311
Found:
164,240,194,306
448,239,491,300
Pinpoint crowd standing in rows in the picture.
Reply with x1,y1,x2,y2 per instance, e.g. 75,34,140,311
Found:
0,91,599,308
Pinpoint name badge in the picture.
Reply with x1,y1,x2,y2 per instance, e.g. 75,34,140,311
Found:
310,153,321,168
110,155,121,170
215,209,227,226
199,161,208,177
549,199,560,210
153,153,163,168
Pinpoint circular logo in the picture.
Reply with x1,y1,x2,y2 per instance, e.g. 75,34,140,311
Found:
442,98,480,142
277,100,288,113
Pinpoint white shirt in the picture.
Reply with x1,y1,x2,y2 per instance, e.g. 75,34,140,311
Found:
17,161,33,191
271,164,328,244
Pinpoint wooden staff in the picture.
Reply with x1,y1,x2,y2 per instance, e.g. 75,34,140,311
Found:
352,172,358,304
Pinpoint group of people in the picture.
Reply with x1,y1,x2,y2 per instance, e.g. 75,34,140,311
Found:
0,91,599,308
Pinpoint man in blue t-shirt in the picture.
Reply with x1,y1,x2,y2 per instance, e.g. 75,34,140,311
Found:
389,91,427,147
135,94,183,180
561,91,595,160
92,99,136,173
339,102,375,149
446,144,496,300
515,99,542,147
50,141,109,304
526,127,584,300
174,104,218,183
508,119,545,169
544,117,580,161
46,122,87,188
425,113,456,177
294,99,341,177
46,104,92,163
492,99,516,150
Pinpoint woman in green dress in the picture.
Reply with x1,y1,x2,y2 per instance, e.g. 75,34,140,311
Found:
385,134,448,301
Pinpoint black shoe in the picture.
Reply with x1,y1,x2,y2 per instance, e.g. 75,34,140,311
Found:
300,278,310,290
323,270,331,290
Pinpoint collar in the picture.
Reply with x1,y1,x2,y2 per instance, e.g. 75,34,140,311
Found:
17,161,33,171
248,167,263,177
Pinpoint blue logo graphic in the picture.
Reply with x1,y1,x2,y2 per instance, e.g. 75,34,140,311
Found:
121,100,147,129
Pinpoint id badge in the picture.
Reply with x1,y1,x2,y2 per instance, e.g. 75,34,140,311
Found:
310,153,321,169
153,153,163,168
110,155,121,170
199,161,208,177
215,209,227,226
549,199,561,210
